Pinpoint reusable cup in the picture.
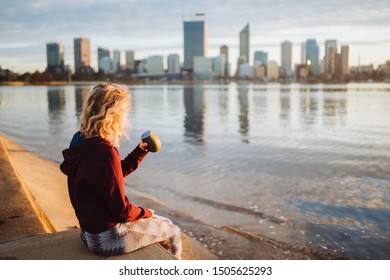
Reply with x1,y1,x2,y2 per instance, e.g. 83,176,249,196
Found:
141,130,161,153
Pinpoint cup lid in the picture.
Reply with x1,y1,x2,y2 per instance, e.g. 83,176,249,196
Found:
141,130,152,139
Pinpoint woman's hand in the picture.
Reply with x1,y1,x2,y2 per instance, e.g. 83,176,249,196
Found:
139,140,148,151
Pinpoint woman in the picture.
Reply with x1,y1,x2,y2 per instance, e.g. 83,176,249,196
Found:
60,83,182,258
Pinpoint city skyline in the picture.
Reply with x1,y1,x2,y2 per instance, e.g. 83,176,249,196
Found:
1,0,389,73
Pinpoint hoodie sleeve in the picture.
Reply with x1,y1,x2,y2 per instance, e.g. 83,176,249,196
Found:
96,145,152,222
121,145,149,177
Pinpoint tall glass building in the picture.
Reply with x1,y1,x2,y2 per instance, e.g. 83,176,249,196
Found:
281,40,293,75
239,24,250,63
305,39,320,75
46,42,64,74
112,50,121,73
98,47,111,73
74,37,91,72
325,39,338,75
340,45,350,76
125,50,135,71
183,19,206,70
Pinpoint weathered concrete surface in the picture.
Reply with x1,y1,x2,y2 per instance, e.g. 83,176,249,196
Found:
0,228,177,260
0,139,47,243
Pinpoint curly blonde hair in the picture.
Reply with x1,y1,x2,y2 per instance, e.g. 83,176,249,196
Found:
80,83,131,147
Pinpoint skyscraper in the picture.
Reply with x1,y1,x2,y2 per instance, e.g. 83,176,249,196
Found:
98,47,111,73
183,14,207,70
239,24,250,63
46,42,64,74
305,39,320,75
281,40,293,76
220,45,229,77
125,50,135,71
301,42,306,64
341,45,350,77
112,50,121,73
74,37,91,72
325,39,337,75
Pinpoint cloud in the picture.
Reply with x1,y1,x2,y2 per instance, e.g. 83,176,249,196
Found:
1,0,389,43
1,0,389,72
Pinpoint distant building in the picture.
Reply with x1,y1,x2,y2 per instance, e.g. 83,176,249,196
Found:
351,64,374,75
385,60,390,79
267,60,279,80
220,45,229,77
125,50,135,72
112,50,121,73
236,55,246,76
146,56,164,74
183,15,207,70
74,37,91,73
100,57,111,74
325,39,337,76
213,54,226,78
46,42,64,74
193,56,212,80
295,64,309,80
239,24,250,63
305,39,320,75
167,54,180,74
301,42,306,64
98,47,111,73
320,59,325,74
136,60,146,74
254,62,266,80
341,45,350,77
238,63,254,79
281,40,293,76
253,51,268,65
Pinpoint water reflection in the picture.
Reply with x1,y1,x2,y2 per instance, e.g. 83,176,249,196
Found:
300,91,318,126
75,86,90,123
47,88,66,135
252,90,267,119
237,86,250,143
217,87,229,121
183,86,206,145
323,94,348,126
279,92,291,124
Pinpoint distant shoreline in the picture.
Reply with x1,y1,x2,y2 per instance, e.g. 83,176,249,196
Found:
1,80,389,87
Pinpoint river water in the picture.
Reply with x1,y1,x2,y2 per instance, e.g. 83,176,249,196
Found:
0,83,389,259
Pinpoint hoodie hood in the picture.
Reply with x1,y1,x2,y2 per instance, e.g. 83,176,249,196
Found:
60,133,103,176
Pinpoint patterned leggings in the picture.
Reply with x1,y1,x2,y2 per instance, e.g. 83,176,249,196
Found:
80,215,182,259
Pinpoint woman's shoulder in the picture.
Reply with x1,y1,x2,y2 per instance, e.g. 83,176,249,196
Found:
93,138,119,157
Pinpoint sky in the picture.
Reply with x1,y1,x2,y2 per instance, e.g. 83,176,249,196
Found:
0,0,389,73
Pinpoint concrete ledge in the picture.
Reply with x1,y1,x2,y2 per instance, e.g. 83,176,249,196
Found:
0,139,47,243
0,228,176,260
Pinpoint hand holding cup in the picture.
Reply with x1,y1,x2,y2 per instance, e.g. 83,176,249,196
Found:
141,130,161,153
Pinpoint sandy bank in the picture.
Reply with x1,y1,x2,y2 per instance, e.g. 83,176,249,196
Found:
0,133,217,260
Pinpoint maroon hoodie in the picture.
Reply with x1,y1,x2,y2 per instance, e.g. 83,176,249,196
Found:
60,135,152,234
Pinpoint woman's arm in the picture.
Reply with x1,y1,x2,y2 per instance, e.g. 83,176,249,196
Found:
97,145,152,222
121,142,149,177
